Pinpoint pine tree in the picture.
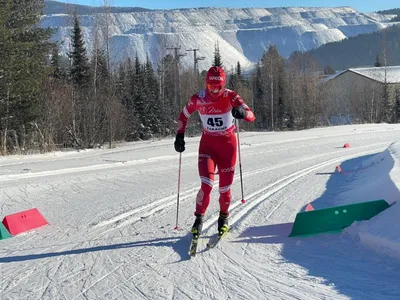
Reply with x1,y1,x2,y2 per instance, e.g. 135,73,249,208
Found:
395,89,400,123
159,54,176,132
133,54,145,124
236,61,244,88
236,61,242,76
213,41,223,67
144,55,161,136
227,67,236,90
374,54,382,67
0,0,54,154
50,45,64,79
124,57,139,140
252,62,265,129
323,65,335,75
261,45,287,130
69,13,90,86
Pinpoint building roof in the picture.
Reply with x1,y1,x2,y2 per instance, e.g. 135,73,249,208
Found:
349,66,400,83
324,66,400,84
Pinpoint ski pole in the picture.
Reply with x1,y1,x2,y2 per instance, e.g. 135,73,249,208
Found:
174,152,182,230
235,119,246,204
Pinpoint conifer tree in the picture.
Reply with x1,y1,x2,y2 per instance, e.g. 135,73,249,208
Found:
144,55,161,135
323,65,335,75
0,0,54,153
69,13,90,87
374,54,382,67
395,89,400,123
252,62,265,129
50,45,64,79
213,41,223,68
133,54,145,124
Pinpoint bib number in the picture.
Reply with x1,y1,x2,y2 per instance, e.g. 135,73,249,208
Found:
207,117,223,127
200,112,233,132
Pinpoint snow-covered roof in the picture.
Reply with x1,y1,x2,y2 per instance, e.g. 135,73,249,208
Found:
324,66,400,84
349,66,400,83
322,69,347,82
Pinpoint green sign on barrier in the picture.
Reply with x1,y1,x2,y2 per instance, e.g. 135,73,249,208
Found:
289,199,391,237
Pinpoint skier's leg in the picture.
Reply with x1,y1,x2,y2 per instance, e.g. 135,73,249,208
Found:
195,153,216,216
217,164,235,234
217,134,237,216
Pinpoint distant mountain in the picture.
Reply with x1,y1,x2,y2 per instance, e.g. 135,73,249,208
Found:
376,8,400,21
43,0,151,15
306,24,400,70
41,3,397,70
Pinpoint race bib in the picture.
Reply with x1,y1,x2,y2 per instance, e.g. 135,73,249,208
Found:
200,112,234,133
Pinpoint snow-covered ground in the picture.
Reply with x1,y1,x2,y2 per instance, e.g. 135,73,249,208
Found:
1,124,400,299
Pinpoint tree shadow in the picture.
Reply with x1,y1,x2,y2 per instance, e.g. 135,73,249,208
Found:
0,233,195,263
234,222,400,299
304,151,398,211
235,222,294,244
233,150,400,299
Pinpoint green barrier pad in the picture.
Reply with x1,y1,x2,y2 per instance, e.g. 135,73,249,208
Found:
0,222,12,240
289,199,390,237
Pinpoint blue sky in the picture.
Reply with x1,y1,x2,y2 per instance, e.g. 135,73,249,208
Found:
64,0,399,12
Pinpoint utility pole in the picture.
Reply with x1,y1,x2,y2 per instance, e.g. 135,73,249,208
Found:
186,48,205,74
167,46,186,111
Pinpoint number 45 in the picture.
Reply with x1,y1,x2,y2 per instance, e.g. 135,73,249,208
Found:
207,117,223,127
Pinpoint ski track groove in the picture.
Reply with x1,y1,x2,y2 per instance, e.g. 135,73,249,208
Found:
61,142,388,297
89,141,389,234
0,128,397,182
207,258,228,300
227,146,388,232
0,144,388,299
71,246,152,300
0,127,378,168
39,277,52,300
75,262,123,300
199,145,387,235
174,286,194,300
0,135,395,299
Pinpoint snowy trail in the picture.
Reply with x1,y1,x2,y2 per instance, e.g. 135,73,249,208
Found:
1,124,400,299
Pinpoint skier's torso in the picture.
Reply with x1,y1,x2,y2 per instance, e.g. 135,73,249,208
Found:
189,89,235,136
178,88,255,136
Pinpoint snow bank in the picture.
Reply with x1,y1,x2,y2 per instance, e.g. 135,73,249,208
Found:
345,142,400,259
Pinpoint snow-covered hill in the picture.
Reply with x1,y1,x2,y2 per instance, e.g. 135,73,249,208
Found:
1,124,400,299
41,6,396,70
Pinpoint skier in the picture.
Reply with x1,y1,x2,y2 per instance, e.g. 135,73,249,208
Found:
174,66,255,238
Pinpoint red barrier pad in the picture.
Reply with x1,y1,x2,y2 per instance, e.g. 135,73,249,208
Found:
2,208,48,235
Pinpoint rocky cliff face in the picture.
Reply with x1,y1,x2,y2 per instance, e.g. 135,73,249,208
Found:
41,5,395,70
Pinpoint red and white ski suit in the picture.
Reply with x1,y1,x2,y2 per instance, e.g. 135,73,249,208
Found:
177,89,255,216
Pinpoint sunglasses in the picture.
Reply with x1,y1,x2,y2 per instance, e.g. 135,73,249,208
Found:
207,84,223,94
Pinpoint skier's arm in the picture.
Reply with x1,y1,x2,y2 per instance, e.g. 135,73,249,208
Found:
231,92,255,122
177,95,197,134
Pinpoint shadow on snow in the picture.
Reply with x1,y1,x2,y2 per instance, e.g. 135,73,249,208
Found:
0,233,195,263
234,149,400,299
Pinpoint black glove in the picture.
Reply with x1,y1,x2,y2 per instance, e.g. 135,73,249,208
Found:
174,133,185,153
231,106,246,119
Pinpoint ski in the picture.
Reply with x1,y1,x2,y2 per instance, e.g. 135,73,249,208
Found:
206,231,228,249
189,236,199,257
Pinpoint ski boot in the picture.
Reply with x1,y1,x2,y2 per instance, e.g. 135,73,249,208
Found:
191,213,203,238
217,212,229,236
